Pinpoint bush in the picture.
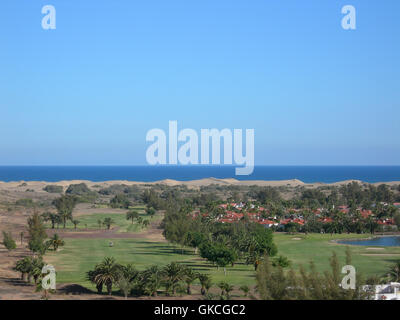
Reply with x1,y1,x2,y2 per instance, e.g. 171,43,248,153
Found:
15,198,34,207
43,185,63,193
66,183,91,195
110,194,131,209
66,183,97,202
2,231,17,251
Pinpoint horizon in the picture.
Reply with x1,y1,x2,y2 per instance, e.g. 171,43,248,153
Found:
0,165,399,183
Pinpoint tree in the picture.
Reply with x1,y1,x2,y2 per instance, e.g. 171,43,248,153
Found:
183,267,199,295
2,231,16,252
41,212,60,229
110,194,131,209
365,216,378,234
256,252,370,300
162,262,185,296
103,217,114,230
117,276,133,299
46,233,64,251
224,283,234,299
142,220,150,228
240,285,250,297
20,231,24,246
186,231,208,254
141,265,163,297
146,207,156,218
217,281,227,297
198,273,212,295
163,206,193,251
246,227,278,270
72,220,80,230
53,195,77,229
93,257,121,295
15,256,44,284
199,241,237,273
87,269,103,294
27,212,48,255
126,210,139,224
387,261,400,282
14,257,31,281
394,213,400,230
272,255,291,268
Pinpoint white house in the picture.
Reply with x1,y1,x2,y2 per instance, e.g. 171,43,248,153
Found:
371,283,400,300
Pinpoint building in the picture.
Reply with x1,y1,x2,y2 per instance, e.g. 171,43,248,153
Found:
370,283,400,300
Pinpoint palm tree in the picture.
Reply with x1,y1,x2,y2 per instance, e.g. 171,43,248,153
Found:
387,261,400,282
142,265,163,297
30,257,45,284
120,263,139,282
224,283,234,299
117,276,133,299
103,218,114,230
87,268,103,294
239,285,250,297
198,273,212,295
126,210,139,224
14,257,31,281
162,262,185,296
142,220,150,228
53,195,77,229
41,212,60,229
72,220,80,230
218,281,227,297
183,267,199,295
93,257,121,295
46,233,65,251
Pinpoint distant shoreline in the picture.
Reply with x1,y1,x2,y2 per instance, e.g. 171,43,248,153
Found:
0,165,399,184
0,178,399,189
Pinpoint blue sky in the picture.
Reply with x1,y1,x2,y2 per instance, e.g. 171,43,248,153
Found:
0,0,399,165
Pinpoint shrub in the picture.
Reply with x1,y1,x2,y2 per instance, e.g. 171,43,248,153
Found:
2,231,17,251
15,198,35,207
66,183,91,195
43,185,63,193
110,194,131,209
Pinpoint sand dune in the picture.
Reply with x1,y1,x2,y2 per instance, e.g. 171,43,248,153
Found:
0,178,398,192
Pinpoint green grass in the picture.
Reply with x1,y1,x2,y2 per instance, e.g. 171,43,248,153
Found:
45,206,162,233
44,233,400,291
274,233,400,278
45,238,255,290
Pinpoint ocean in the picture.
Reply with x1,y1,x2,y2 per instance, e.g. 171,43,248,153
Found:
0,166,399,183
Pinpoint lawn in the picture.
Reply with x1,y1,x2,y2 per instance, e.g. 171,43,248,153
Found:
45,238,256,290
274,233,400,278
44,233,400,291
45,206,162,233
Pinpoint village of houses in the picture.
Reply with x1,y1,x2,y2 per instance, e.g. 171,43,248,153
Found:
206,202,400,230
193,201,400,300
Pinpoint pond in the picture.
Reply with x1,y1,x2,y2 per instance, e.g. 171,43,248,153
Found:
338,236,400,247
